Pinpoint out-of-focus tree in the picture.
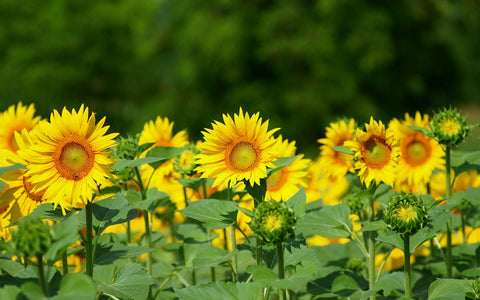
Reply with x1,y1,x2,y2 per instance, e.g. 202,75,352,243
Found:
1,0,479,157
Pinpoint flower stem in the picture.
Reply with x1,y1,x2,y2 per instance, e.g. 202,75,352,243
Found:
227,187,238,282
368,194,376,300
143,210,152,275
276,241,286,300
403,235,412,298
36,254,48,296
445,144,453,278
85,200,94,277
62,251,68,275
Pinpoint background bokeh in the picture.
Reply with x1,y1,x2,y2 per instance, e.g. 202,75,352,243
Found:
1,0,479,157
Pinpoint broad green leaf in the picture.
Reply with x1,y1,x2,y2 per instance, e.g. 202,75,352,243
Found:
94,242,150,265
51,273,96,300
0,285,21,300
373,272,404,296
286,187,306,218
295,204,352,239
177,177,203,191
376,230,403,250
127,187,170,212
175,282,262,300
183,243,234,268
146,146,187,169
360,220,388,232
332,146,354,155
94,263,153,300
245,178,266,203
428,278,472,300
406,125,431,136
284,244,317,268
0,259,24,276
330,274,360,296
45,213,81,263
112,157,166,172
176,223,209,242
267,156,299,176
24,203,69,222
180,199,238,229
377,227,436,253
20,282,46,300
271,275,315,293
246,265,277,287
91,194,139,235
466,187,480,206
0,164,26,176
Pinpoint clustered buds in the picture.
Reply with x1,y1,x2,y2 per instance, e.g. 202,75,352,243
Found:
384,193,427,236
13,218,52,259
174,144,200,176
344,193,366,214
430,107,469,147
249,200,296,244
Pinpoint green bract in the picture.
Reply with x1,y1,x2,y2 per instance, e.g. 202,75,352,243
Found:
430,107,468,147
13,218,52,258
249,200,295,244
384,193,427,236
174,144,200,176
113,135,140,160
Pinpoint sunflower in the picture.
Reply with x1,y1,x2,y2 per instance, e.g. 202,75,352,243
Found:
0,130,48,222
389,112,444,187
21,105,118,210
139,116,188,186
195,108,279,189
317,119,356,178
266,135,310,202
0,102,41,154
344,117,401,188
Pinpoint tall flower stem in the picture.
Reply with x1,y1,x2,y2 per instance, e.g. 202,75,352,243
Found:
445,144,453,278
403,235,412,298
36,254,48,296
62,251,68,275
202,179,216,282
368,193,376,300
227,187,238,282
85,200,94,277
276,241,286,300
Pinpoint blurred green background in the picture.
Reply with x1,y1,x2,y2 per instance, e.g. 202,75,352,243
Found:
1,0,479,157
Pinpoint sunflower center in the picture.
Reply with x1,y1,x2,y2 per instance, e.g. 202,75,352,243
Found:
22,176,45,202
228,142,258,171
396,205,417,222
54,135,95,181
440,119,461,136
267,169,288,191
362,138,391,169
264,213,283,232
403,135,431,166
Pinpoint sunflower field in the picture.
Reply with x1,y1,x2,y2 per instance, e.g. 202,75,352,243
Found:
1,102,480,300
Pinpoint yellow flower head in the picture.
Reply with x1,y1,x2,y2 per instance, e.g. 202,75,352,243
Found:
21,105,118,210
389,112,444,187
266,135,310,202
195,108,279,189
0,102,41,154
317,118,356,178
344,117,401,188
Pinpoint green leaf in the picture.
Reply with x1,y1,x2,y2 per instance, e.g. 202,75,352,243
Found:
94,263,153,300
295,204,352,239
146,146,187,169
0,285,21,300
127,187,170,212
466,187,480,206
112,157,166,172
360,220,388,232
91,194,139,236
332,146,354,155
94,242,150,265
183,243,234,268
330,274,360,296
0,180,7,193
180,199,238,229
176,223,209,242
51,273,96,300
20,282,46,300
271,275,315,293
23,202,69,222
406,125,431,136
244,178,266,203
428,278,472,300
246,265,277,287
177,177,203,191
0,164,26,176
373,272,404,296
45,213,81,263
286,187,306,218
267,156,299,176
175,282,262,300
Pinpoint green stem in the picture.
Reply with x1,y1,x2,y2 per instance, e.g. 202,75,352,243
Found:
404,235,412,299
368,194,376,300
445,144,453,278
143,210,152,275
36,254,48,296
85,200,94,277
276,242,286,300
127,220,132,244
62,251,68,275
256,238,263,266
227,187,238,282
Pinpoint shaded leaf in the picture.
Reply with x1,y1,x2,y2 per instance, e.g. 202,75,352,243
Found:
91,194,139,236
295,204,352,239
246,265,277,287
286,187,306,218
51,273,96,300
183,243,234,268
180,199,238,229
94,242,150,265
112,157,166,172
146,146,187,169
175,282,262,300
428,278,472,300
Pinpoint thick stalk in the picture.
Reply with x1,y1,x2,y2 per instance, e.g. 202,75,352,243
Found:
256,239,263,266
85,200,94,277
404,236,412,299
36,255,48,296
368,195,376,300
62,251,68,275
276,242,286,300
143,210,152,275
127,220,132,244
445,145,453,278
227,187,238,282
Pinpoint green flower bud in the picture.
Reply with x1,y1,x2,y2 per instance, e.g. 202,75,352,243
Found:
113,135,140,160
346,257,366,274
249,200,296,244
431,107,468,147
344,193,366,214
384,193,427,236
13,219,52,259
174,144,200,176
